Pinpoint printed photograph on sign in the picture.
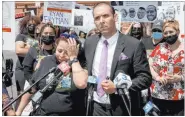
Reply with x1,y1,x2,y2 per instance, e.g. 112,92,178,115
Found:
74,15,83,26
112,1,158,22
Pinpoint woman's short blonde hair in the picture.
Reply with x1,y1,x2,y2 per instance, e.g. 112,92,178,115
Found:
163,20,180,32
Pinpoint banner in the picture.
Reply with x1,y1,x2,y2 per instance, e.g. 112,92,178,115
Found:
43,1,75,27
112,1,158,22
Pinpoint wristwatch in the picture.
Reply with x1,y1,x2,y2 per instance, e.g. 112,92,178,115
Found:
69,57,79,66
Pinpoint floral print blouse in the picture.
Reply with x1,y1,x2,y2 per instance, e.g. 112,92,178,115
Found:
149,43,184,100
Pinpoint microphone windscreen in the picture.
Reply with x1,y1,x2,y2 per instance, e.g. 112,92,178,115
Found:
57,61,71,76
88,76,97,84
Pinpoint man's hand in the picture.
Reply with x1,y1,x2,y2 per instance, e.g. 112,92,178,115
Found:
101,80,116,94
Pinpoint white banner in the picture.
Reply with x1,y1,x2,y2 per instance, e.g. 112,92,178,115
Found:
43,1,75,27
112,1,158,22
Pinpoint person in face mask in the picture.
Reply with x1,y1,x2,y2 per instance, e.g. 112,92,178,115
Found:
151,20,165,46
141,20,165,58
23,23,56,82
19,23,56,115
148,20,184,116
130,22,143,40
15,16,40,97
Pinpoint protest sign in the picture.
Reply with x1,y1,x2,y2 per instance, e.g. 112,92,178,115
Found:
43,1,75,27
112,1,158,22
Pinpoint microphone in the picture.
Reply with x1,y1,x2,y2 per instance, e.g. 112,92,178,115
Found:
32,61,71,104
54,61,71,77
113,70,132,116
113,71,132,100
143,101,160,116
45,61,71,86
87,76,98,84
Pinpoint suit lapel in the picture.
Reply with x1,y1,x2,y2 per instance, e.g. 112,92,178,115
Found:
110,33,126,79
88,35,100,75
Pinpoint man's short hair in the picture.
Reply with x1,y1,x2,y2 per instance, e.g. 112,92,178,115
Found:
139,7,145,11
147,5,156,12
93,2,115,16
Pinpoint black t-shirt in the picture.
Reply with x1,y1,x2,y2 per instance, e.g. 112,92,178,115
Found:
23,47,53,81
15,34,38,70
141,37,165,58
31,55,85,114
15,34,27,70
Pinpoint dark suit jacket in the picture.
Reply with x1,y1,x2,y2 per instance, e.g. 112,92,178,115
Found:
84,33,152,116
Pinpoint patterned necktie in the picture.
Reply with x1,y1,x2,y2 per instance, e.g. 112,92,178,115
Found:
97,40,108,97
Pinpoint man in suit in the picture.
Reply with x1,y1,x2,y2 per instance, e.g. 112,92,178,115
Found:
84,2,152,116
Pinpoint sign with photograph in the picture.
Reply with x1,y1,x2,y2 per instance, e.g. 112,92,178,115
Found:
112,1,158,22
71,9,121,33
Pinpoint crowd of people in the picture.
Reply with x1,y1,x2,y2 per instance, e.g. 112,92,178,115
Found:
2,2,184,116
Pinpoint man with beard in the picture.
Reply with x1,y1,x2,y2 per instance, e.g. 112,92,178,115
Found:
146,5,157,21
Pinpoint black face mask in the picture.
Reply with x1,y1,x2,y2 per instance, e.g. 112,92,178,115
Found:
164,34,178,45
27,24,36,35
41,35,55,45
131,28,142,40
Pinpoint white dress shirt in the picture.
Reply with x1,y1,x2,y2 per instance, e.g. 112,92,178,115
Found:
92,31,119,104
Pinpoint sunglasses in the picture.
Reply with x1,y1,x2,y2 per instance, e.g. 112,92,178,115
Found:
152,29,162,32
60,33,78,39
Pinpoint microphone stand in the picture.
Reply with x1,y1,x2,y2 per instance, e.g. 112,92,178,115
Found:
31,72,63,104
2,68,56,112
118,89,131,116
86,85,94,116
